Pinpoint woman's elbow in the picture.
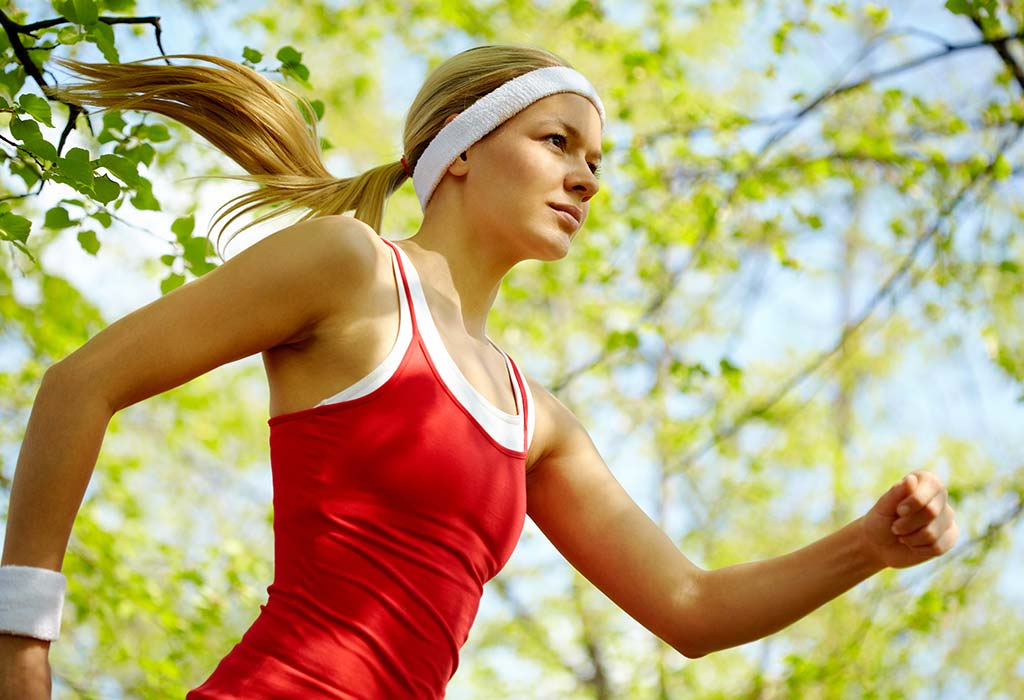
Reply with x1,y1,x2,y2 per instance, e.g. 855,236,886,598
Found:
673,638,709,659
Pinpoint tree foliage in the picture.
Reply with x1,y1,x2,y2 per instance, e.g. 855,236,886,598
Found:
1,1,1022,698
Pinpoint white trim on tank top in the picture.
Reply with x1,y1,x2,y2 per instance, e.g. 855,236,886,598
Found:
389,240,534,454
313,241,413,409
313,238,534,454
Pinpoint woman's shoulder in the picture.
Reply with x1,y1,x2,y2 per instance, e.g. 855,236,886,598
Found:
295,214,383,266
254,214,390,347
521,372,576,474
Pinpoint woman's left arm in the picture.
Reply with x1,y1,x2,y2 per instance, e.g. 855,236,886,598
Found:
525,383,958,659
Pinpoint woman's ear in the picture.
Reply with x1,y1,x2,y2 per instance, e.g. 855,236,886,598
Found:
441,112,469,172
448,151,469,176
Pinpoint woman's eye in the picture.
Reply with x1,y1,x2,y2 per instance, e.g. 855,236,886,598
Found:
548,133,601,177
547,133,568,148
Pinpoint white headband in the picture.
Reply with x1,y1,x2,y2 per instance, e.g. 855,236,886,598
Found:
410,65,606,210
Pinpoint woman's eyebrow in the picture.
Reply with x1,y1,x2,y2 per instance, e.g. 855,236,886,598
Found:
538,118,603,163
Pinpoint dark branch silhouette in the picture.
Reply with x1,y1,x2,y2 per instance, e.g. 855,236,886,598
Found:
0,8,168,189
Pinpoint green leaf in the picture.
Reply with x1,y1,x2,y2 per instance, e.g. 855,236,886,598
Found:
826,3,847,18
44,206,75,230
160,272,185,295
9,160,40,189
864,3,889,26
172,215,195,243
134,123,171,143
101,110,128,139
772,21,792,55
0,211,32,243
98,153,140,186
121,142,156,166
945,0,972,16
992,153,1012,180
276,45,302,65
91,174,121,203
276,45,310,87
189,259,217,276
567,0,597,19
73,0,99,26
10,117,59,162
89,209,112,227
85,21,119,63
242,46,263,64
282,63,311,87
54,0,78,23
297,98,323,127
131,178,161,211
720,357,743,390
57,25,81,43
18,93,53,127
604,329,639,351
773,240,801,269
0,64,27,99
58,147,95,189
77,229,100,255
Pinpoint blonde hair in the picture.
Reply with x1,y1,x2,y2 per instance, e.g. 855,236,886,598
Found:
45,45,571,259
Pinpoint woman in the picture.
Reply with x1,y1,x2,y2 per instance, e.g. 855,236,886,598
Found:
0,45,958,699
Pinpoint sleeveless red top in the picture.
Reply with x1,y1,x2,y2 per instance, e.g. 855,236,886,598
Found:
186,237,534,699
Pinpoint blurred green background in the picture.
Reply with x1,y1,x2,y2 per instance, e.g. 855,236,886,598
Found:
1,0,1021,698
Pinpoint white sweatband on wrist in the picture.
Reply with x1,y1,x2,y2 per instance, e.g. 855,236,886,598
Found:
0,565,67,641
411,65,606,211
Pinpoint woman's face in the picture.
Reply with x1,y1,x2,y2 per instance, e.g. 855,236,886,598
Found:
455,92,603,261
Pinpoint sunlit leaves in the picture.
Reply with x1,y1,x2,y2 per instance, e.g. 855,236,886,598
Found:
53,0,100,27
0,2,1020,699
85,20,119,63
0,209,32,243
276,45,310,87
992,153,1012,179
242,46,263,64
76,228,99,254
97,153,140,186
9,116,58,161
17,92,53,127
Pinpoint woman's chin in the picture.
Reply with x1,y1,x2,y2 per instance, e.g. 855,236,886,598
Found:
536,230,574,261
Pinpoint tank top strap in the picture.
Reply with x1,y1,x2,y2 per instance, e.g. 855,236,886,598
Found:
379,237,420,334
503,352,532,455
381,236,532,456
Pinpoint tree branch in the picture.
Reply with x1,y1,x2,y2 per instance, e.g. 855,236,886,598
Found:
969,16,1024,93
551,23,1024,414
489,575,587,680
670,124,1024,473
0,9,169,161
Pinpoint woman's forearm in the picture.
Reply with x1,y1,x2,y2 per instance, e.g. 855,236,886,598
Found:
690,516,882,657
2,367,113,571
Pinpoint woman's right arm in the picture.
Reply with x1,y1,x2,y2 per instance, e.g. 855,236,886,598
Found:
0,214,380,698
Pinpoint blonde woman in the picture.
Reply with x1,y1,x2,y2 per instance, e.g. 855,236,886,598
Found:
0,45,957,699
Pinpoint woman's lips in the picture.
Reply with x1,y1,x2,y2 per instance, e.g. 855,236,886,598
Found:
550,205,580,230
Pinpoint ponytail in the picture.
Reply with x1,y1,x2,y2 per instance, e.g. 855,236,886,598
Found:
45,53,405,258
46,46,576,259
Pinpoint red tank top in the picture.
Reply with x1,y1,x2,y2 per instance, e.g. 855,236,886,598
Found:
186,236,534,699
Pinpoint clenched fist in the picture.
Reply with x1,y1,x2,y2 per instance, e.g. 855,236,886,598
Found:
861,471,959,569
